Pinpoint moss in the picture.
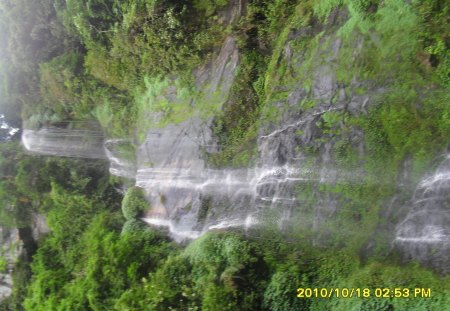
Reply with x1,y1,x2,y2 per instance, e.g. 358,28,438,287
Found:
207,48,264,168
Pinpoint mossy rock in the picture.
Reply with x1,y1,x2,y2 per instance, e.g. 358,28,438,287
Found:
121,187,148,220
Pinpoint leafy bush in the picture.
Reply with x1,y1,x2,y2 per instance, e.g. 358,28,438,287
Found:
116,255,194,311
121,187,148,220
24,212,174,311
310,260,450,311
263,267,310,311
121,219,148,235
61,0,224,92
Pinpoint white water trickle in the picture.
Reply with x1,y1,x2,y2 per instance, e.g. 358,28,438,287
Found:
141,217,201,241
131,115,372,241
395,225,449,243
135,160,333,241
104,139,137,179
394,154,450,272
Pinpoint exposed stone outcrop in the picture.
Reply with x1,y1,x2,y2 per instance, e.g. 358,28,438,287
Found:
0,227,20,301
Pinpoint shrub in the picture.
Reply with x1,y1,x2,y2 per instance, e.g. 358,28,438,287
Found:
121,219,148,235
121,187,148,220
263,268,310,311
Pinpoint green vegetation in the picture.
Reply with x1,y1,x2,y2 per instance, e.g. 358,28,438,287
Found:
0,256,7,273
23,213,174,311
89,231,450,310
239,0,450,255
0,0,449,310
0,139,122,310
121,186,148,220
0,152,449,310
0,142,32,228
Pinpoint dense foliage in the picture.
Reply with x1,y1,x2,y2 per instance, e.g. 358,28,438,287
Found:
19,228,450,310
121,187,148,220
0,0,449,310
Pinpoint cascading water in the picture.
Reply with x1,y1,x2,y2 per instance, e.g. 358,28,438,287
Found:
22,122,106,159
21,122,137,178
134,113,363,241
20,119,450,273
104,139,137,179
394,155,450,273
137,164,318,240
19,102,450,272
18,31,449,273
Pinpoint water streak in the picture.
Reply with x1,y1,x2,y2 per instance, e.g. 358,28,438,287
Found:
22,126,137,178
22,128,105,159
135,160,348,241
394,155,450,272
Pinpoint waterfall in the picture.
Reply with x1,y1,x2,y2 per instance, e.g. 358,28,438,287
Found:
138,165,314,241
20,120,450,270
22,124,105,159
394,155,450,272
133,118,363,241
21,124,137,178
104,139,137,179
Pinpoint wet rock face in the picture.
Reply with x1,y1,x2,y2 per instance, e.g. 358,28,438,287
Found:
129,5,449,273
257,19,450,271
31,213,50,242
255,30,381,246
134,8,384,245
136,36,243,240
258,35,376,167
394,155,450,273
0,227,21,301
217,0,246,25
194,36,239,98
136,117,213,231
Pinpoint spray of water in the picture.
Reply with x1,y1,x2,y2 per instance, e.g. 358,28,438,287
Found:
104,139,137,179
